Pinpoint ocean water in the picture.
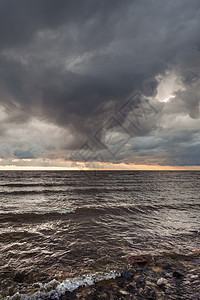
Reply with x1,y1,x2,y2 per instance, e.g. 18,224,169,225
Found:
0,171,200,299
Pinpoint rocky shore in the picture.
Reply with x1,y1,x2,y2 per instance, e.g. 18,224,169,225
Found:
60,251,200,300
2,251,200,299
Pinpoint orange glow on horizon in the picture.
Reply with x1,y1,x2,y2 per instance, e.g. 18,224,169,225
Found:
0,161,200,171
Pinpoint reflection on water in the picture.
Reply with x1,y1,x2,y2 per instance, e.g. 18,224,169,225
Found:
0,171,200,297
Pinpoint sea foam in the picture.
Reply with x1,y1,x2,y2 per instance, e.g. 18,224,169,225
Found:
7,208,76,215
7,270,121,300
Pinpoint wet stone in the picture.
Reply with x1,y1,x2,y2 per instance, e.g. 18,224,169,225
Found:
163,264,172,271
173,271,184,279
117,278,125,288
138,287,143,294
142,287,156,299
183,280,191,285
123,271,133,281
136,275,146,289
129,256,147,265
152,266,162,273
190,274,198,280
157,277,168,285
126,284,136,293
119,289,130,295
98,291,109,299
188,269,196,273
13,272,25,283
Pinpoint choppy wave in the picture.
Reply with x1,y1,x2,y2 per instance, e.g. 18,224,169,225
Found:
0,189,68,196
1,202,200,223
0,208,76,222
0,186,151,196
7,270,121,300
0,204,156,222
0,183,75,187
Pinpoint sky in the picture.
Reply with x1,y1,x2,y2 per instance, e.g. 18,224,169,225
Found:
0,0,200,170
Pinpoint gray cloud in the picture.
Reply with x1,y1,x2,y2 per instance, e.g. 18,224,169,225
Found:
0,0,200,166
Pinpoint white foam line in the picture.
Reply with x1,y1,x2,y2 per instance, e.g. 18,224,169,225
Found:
57,208,76,214
9,208,76,215
7,270,121,300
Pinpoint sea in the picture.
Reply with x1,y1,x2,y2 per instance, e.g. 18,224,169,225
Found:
0,171,200,299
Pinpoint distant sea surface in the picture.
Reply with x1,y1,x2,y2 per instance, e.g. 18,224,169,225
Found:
0,171,200,299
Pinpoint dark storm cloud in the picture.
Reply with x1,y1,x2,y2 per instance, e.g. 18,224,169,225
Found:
0,0,118,48
0,0,200,165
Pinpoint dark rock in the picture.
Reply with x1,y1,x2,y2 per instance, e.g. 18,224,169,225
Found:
13,272,25,283
136,275,146,289
126,284,136,293
143,287,157,299
97,291,109,299
173,271,184,279
117,278,125,288
123,271,133,281
163,264,172,271
159,283,166,292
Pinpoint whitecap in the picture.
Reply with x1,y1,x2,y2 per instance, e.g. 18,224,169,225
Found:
7,270,121,300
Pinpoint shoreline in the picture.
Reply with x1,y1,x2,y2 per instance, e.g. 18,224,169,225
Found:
3,251,200,299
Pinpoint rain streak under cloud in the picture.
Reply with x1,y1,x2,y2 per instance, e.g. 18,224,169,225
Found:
0,0,200,169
